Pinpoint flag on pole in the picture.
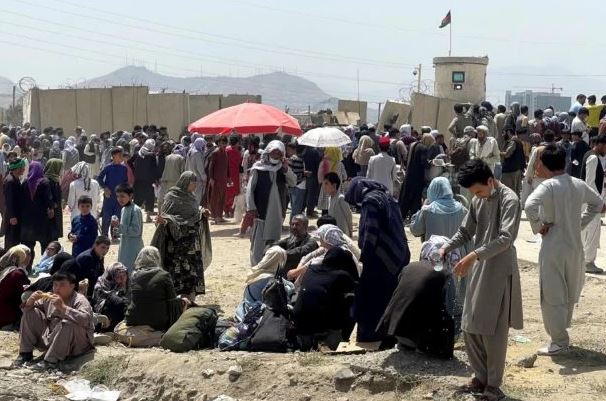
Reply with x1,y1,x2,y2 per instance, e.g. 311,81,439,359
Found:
439,10,451,28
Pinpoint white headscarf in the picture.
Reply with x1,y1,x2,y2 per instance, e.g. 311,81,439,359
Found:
72,161,92,191
139,139,156,158
134,246,161,270
251,140,285,172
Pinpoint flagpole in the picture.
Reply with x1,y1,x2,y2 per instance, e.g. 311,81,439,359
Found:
449,16,452,56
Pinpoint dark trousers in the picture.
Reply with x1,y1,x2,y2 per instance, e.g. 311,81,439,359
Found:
22,240,49,270
134,181,155,213
4,223,20,250
305,176,319,215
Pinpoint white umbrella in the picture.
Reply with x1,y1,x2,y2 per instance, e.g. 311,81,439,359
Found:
297,127,352,148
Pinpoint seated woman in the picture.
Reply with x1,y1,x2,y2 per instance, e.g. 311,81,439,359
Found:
293,247,358,351
125,246,185,332
0,246,31,330
92,262,129,332
287,223,360,283
32,241,62,275
409,176,470,333
378,236,462,359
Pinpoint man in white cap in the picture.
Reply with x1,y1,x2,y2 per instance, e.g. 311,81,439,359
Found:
469,126,500,173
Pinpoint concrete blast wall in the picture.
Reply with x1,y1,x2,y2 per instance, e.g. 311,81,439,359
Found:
379,101,412,131
410,93,456,142
23,87,262,139
338,100,367,124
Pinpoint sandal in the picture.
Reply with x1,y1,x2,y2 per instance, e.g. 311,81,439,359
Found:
478,386,506,401
456,377,485,394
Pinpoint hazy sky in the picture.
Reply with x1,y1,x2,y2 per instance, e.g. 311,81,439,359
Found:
2,0,606,105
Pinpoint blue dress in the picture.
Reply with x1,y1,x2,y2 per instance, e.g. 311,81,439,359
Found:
118,203,144,274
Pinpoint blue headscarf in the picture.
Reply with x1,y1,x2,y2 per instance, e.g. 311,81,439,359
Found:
426,177,463,215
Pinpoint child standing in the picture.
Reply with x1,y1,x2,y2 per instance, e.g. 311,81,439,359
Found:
68,195,99,257
323,172,353,238
113,183,144,273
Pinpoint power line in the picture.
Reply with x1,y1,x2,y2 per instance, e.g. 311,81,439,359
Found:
16,0,420,69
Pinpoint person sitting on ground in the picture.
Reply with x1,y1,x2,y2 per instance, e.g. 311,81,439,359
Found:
69,236,111,298
125,246,186,332
293,246,358,351
68,195,99,257
92,262,129,332
323,172,353,237
271,214,318,275
378,236,461,359
23,252,74,298
0,246,30,330
32,241,62,275
287,223,360,283
13,272,94,370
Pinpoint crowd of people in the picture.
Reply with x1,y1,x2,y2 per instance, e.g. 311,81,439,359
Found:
0,92,605,401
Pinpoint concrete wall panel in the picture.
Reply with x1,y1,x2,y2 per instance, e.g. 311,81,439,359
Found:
22,88,41,128
39,89,77,130
338,100,367,124
189,94,221,121
436,98,458,143
147,93,189,139
221,94,262,108
411,93,439,130
75,88,112,133
111,86,148,132
379,101,411,131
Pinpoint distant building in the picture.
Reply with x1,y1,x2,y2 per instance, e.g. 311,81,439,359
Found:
504,90,571,115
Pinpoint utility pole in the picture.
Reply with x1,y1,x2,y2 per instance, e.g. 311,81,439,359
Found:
356,69,360,101
12,85,16,109
377,102,382,124
416,64,422,93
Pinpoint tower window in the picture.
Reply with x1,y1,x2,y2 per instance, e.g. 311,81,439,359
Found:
452,71,465,83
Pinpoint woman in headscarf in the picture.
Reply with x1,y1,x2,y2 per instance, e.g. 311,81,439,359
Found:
399,133,433,221
246,140,296,266
287,224,360,283
49,141,62,160
152,171,212,298
293,246,358,351
185,137,207,206
158,142,185,212
378,236,461,359
83,134,99,177
352,135,375,176
345,178,410,349
21,161,54,265
410,177,468,242
0,245,31,329
124,246,185,331
62,137,80,172
132,138,160,222
317,147,347,213
67,161,101,219
44,158,64,242
32,241,62,275
93,262,129,332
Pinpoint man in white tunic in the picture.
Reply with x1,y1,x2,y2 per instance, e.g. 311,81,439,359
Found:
525,145,604,356
440,160,523,401
580,134,606,273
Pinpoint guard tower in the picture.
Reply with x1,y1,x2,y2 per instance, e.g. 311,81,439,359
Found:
433,56,489,104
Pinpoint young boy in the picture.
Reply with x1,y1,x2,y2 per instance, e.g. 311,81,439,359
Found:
323,172,353,237
113,183,144,273
97,147,128,237
68,195,99,257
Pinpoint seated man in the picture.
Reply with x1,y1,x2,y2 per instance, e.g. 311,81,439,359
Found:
14,272,94,370
67,236,111,298
272,214,318,275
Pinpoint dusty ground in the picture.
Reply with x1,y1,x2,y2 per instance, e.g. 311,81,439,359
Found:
1,210,606,401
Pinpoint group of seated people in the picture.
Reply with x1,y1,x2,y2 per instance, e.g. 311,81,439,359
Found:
0,175,468,368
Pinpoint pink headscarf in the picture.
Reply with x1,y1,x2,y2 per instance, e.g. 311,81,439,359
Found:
27,161,45,199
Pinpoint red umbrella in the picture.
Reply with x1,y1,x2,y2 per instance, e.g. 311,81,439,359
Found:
188,103,302,136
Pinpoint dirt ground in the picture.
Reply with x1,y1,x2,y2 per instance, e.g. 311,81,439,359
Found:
1,210,606,401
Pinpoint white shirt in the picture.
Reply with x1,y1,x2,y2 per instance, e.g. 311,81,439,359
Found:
67,178,102,219
571,116,589,144
469,136,500,172
366,152,397,195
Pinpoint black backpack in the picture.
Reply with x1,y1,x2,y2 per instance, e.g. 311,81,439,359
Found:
249,271,295,352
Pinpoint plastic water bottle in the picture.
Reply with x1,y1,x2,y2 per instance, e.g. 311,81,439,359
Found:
111,215,119,240
430,251,444,272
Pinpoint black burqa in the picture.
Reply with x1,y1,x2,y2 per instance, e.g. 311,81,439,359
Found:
378,261,454,359
399,142,428,220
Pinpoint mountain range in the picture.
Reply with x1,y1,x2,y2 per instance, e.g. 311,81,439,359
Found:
82,66,338,112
